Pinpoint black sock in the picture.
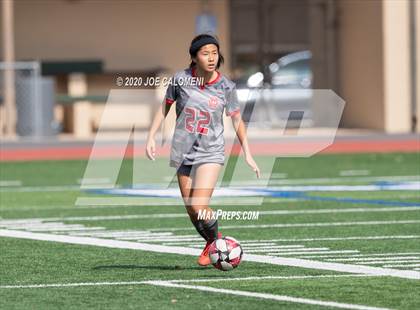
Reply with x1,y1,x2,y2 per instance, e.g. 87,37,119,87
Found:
191,219,209,241
203,219,218,241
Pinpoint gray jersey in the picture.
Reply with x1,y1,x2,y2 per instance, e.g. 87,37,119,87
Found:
165,67,240,168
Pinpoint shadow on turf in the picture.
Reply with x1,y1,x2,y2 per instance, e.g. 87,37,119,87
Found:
92,264,207,271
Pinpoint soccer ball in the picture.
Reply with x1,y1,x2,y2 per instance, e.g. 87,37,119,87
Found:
209,236,243,271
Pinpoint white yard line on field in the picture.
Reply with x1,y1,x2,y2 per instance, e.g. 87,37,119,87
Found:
326,257,420,262
382,263,420,268
1,176,419,194
5,220,420,234
67,231,170,237
268,251,361,256
161,236,420,247
0,274,376,289
148,220,420,232
238,245,306,250
0,229,418,280
133,237,203,242
356,260,420,265
75,183,420,196
3,207,416,223
163,242,285,247
232,175,420,185
247,247,330,253
247,235,420,243
0,275,396,309
164,274,375,283
145,281,392,310
300,252,420,259
259,207,420,215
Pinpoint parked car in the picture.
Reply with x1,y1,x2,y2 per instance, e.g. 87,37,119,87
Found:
235,51,313,128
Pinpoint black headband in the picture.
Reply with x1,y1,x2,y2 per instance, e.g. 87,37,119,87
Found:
189,36,219,56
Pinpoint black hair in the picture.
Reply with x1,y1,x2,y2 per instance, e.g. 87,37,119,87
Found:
189,34,224,69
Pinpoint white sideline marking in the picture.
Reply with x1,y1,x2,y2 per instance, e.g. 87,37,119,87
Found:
161,236,420,247
2,194,417,211
383,263,420,268
119,236,202,241
146,281,392,310
258,207,420,215
326,257,420,262
47,214,186,221
130,236,203,241
249,175,420,185
185,245,307,250
67,230,155,236
69,230,203,242
0,279,386,310
0,229,418,280
5,220,420,234
135,238,203,242
165,274,375,283
302,252,420,259
0,180,22,187
75,197,265,207
2,179,419,194
149,220,420,232
357,260,420,265
251,235,420,242
0,175,417,193
268,251,360,256
235,242,278,247
162,242,283,247
80,233,173,238
247,247,330,253
0,281,147,289
0,274,376,289
242,245,305,250
76,182,420,197
32,227,105,232
0,223,105,232
0,222,67,228
2,207,418,223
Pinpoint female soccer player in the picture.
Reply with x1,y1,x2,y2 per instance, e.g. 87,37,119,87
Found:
146,34,260,266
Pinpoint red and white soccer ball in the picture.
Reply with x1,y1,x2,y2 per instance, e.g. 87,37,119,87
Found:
209,236,243,271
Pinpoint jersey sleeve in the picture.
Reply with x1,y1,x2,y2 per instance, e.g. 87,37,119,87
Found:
225,85,241,117
164,78,178,105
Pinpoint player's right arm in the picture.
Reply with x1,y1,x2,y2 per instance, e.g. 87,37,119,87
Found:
146,100,173,161
146,76,178,161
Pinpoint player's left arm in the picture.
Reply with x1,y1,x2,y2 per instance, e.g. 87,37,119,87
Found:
230,113,261,178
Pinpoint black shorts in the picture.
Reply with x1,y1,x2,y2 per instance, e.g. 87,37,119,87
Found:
176,162,223,177
176,163,193,176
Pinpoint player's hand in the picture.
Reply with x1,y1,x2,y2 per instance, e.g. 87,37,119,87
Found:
146,138,156,161
245,154,261,179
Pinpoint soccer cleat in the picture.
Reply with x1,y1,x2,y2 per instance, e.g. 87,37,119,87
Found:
197,232,222,266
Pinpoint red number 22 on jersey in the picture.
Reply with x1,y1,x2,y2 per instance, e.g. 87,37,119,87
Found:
184,107,210,135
